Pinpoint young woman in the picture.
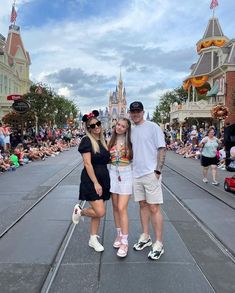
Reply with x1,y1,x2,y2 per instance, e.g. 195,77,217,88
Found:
108,118,133,258
199,126,219,185
72,110,110,252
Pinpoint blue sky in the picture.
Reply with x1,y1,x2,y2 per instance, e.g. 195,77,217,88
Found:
1,0,234,116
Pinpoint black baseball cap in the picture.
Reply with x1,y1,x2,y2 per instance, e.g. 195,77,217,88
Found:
129,101,144,111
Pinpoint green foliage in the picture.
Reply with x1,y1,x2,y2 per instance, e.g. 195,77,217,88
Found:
152,86,188,124
23,83,79,127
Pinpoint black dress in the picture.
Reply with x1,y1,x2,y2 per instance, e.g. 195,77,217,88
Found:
78,136,110,201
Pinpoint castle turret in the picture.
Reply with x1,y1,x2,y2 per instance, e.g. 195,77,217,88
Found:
109,70,127,119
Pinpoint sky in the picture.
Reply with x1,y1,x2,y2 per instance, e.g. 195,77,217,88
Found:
0,0,234,116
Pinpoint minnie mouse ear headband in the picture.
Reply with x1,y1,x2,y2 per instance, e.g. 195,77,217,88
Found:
82,110,99,122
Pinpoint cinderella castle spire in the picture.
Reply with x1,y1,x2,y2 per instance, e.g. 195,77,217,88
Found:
109,69,127,119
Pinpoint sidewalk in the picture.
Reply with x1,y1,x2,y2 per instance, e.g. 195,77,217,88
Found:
48,190,234,293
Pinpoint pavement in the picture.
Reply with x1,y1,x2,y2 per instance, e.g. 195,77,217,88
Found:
0,149,235,293
48,152,235,293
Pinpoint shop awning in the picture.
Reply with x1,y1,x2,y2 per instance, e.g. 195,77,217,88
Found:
206,80,219,97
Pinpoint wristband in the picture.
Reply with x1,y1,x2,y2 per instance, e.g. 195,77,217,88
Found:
154,170,161,175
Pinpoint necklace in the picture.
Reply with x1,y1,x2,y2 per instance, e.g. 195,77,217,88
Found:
115,141,124,182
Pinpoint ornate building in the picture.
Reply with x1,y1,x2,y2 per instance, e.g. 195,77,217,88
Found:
170,7,235,129
109,72,127,119
0,5,31,120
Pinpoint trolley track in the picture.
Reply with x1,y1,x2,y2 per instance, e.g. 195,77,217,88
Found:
164,163,235,210
41,200,86,293
163,163,235,262
0,160,83,239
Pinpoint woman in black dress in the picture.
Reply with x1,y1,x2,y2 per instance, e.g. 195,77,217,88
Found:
72,110,110,252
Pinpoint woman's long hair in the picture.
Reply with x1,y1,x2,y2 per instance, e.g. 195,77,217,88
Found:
85,118,108,153
108,118,133,160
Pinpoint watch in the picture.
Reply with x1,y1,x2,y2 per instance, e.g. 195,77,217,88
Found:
154,170,161,175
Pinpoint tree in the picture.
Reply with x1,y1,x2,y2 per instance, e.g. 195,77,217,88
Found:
23,83,79,128
152,86,188,125
152,105,161,124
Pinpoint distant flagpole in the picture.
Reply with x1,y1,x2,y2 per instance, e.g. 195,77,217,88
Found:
10,0,17,25
210,0,219,18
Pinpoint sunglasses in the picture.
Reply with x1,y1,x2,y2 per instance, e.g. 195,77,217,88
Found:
88,121,101,129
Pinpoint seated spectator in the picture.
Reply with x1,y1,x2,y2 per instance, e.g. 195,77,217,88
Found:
14,143,30,165
0,150,11,171
10,152,20,168
217,146,226,170
185,144,201,159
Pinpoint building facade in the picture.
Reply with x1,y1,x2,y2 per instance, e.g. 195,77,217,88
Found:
170,13,235,127
0,23,31,121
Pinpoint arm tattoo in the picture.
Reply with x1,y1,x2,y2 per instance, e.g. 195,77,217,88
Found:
156,147,166,171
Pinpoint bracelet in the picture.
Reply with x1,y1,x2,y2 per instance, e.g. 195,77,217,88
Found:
154,170,161,175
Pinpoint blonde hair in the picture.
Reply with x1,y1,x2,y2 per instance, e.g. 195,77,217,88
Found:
85,119,108,153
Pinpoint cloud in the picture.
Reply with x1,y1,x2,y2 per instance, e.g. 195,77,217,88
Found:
58,86,70,97
139,82,166,95
1,0,235,117
46,68,115,87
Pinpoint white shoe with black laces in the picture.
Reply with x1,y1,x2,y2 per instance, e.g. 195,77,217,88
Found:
133,233,152,251
148,241,164,260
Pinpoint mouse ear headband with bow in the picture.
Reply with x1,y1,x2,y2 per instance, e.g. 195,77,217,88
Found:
82,110,99,122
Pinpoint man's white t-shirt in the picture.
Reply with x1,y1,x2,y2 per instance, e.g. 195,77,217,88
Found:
131,120,166,178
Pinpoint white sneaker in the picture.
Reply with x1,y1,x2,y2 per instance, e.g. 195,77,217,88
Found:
72,204,82,224
148,241,164,260
89,235,104,252
202,178,208,183
212,181,219,186
133,233,152,251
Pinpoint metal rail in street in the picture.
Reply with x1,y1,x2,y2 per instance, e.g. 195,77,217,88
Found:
0,161,82,239
163,166,235,263
164,163,235,210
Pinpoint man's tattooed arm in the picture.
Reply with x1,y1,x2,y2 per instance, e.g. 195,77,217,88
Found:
156,147,166,171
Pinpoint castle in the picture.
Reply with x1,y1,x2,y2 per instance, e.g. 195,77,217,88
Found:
98,72,128,129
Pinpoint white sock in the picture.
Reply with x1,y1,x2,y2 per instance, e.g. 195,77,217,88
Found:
116,228,121,236
143,233,150,240
121,234,128,244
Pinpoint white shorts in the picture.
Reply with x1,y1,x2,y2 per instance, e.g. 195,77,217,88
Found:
109,164,133,195
4,135,10,144
133,172,163,204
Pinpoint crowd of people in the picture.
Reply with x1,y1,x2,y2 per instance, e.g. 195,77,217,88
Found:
0,123,79,174
165,125,226,172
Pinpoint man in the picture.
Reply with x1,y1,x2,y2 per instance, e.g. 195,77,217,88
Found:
129,101,166,260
